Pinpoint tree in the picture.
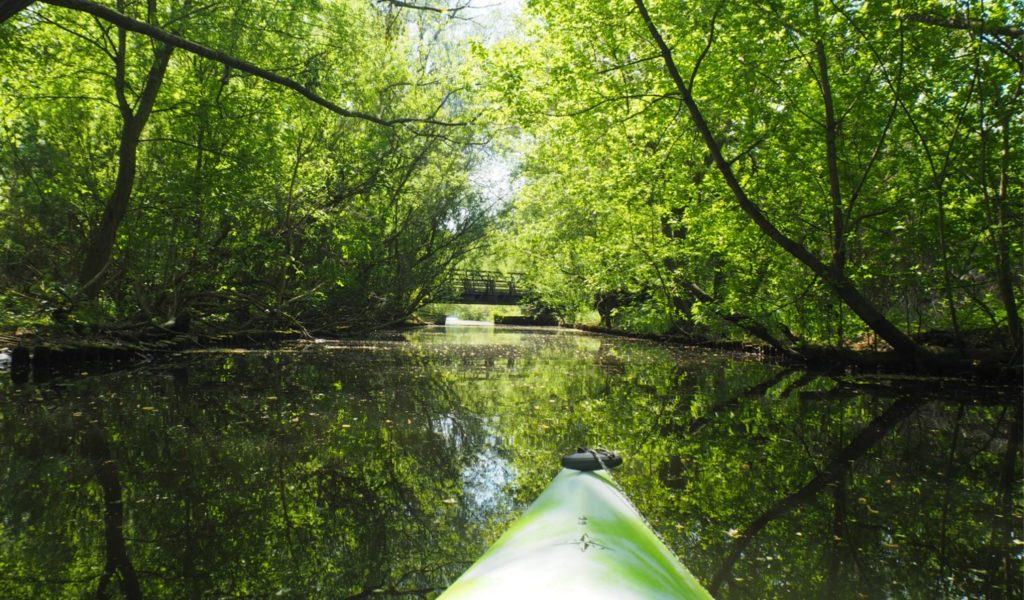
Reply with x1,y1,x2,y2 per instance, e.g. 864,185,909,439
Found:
489,0,1022,363
0,0,487,330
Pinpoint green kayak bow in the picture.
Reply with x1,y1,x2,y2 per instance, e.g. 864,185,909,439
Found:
439,450,714,599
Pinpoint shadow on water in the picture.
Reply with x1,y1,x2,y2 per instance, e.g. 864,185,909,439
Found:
0,326,1020,598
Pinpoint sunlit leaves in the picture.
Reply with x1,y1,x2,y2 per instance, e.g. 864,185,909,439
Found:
488,0,1021,349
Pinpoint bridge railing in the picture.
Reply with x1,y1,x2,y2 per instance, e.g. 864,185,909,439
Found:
437,270,528,304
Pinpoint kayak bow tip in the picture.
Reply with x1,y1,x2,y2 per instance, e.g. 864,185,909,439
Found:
561,447,622,471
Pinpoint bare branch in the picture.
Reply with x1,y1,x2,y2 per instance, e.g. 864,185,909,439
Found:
689,1,722,91
34,13,113,58
546,92,676,118
905,12,1022,39
725,135,767,166
377,0,472,17
592,52,662,76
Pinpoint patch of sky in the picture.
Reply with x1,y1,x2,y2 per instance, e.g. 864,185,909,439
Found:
461,432,516,515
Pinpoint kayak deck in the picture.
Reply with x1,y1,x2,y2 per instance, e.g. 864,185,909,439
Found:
439,468,714,599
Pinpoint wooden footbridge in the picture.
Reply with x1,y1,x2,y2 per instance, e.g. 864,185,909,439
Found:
437,270,527,305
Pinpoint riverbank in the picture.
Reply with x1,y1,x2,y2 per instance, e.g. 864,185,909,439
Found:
3,320,1021,384
566,324,1023,382
0,327,314,383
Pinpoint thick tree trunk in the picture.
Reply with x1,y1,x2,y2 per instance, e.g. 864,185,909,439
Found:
79,121,142,296
632,0,930,363
79,414,142,600
0,0,34,24
79,41,172,298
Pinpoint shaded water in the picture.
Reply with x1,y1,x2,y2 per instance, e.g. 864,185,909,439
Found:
0,326,1020,599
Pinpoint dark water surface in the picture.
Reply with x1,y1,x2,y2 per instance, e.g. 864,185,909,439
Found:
1,326,1020,599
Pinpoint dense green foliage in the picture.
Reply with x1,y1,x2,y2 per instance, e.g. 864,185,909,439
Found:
0,0,490,331
1,0,1019,359
487,0,1022,357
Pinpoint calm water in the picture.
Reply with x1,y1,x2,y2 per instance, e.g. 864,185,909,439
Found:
0,326,1020,599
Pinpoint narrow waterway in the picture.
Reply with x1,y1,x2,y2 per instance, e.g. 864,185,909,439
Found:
1,326,1020,598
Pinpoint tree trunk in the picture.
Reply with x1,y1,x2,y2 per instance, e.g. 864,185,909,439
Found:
813,27,846,275
709,395,924,593
682,279,802,358
994,110,1021,350
632,0,930,363
78,39,173,298
0,0,34,25
78,414,142,600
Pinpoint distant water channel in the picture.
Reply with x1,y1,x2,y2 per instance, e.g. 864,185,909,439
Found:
1,326,1020,598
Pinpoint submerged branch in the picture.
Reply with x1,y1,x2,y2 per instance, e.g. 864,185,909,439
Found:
709,396,924,594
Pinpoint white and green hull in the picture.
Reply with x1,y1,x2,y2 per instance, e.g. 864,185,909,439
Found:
439,468,714,599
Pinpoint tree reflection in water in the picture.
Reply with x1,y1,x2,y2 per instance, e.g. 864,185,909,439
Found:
0,327,1019,598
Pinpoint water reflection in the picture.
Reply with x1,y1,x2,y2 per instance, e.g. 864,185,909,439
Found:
0,326,1019,598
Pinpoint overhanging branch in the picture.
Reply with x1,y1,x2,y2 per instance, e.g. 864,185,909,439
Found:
905,12,1022,38
378,0,472,17
28,0,464,127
